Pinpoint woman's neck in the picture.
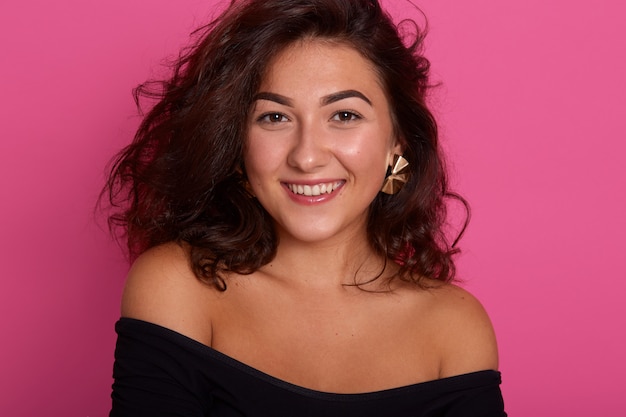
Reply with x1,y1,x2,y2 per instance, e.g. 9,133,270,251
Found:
260,230,396,291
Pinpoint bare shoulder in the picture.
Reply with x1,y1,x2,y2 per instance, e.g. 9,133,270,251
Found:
121,242,216,345
425,283,499,377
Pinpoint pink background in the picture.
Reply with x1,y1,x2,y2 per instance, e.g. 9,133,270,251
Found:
1,0,624,415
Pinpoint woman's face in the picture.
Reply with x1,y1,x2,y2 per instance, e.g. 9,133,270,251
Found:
245,39,400,244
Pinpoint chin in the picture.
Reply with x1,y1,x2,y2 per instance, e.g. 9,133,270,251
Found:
278,220,366,245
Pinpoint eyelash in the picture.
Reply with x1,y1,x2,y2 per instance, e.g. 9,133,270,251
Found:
331,110,362,122
256,110,363,124
257,112,289,124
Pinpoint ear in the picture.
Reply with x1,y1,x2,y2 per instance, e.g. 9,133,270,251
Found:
387,139,404,166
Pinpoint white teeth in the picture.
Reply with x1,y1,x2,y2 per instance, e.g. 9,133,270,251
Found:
288,181,341,196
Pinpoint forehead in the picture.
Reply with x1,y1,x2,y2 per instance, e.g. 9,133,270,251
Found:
259,39,385,92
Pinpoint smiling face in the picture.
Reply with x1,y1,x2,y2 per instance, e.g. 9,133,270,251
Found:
244,39,400,245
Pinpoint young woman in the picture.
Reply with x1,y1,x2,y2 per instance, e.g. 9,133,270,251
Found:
106,0,506,415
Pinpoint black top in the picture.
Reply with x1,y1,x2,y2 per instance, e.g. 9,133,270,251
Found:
111,318,506,416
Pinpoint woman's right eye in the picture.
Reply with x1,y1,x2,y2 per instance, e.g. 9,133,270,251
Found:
258,113,288,123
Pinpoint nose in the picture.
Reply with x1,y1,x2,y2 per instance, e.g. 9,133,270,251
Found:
287,121,331,172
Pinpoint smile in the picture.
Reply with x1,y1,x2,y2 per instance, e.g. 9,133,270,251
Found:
286,181,343,196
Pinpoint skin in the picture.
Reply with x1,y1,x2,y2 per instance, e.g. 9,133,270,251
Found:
121,39,499,394
245,39,400,252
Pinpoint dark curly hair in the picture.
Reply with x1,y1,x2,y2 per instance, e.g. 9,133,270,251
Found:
104,0,468,290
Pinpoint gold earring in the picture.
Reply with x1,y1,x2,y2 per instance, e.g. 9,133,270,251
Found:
381,155,409,194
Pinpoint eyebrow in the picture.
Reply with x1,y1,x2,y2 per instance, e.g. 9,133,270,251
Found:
254,92,293,107
253,89,372,107
321,90,372,106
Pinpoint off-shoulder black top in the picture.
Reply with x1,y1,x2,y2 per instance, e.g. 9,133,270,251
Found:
110,318,506,416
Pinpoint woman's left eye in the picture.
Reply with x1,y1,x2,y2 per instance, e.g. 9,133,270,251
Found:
331,111,362,122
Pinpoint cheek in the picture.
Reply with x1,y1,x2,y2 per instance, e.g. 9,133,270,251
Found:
243,136,284,189
336,131,394,172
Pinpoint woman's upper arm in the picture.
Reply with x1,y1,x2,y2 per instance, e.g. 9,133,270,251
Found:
437,285,500,378
120,242,214,346
111,243,216,416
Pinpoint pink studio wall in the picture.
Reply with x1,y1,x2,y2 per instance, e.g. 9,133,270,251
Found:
1,0,624,415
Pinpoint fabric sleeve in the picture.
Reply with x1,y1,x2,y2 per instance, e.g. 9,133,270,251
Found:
109,319,212,417
436,373,506,417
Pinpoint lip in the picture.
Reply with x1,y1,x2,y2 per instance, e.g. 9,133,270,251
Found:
281,180,345,204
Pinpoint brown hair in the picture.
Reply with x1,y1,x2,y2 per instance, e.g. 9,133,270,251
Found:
104,0,468,290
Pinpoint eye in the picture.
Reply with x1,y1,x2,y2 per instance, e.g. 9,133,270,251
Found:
331,111,362,123
258,112,289,123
